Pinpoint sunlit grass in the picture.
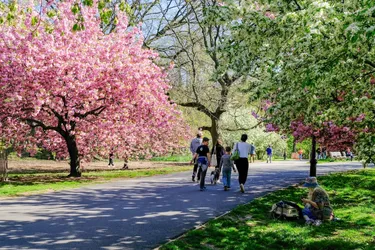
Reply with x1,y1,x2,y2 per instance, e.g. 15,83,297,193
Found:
161,169,375,250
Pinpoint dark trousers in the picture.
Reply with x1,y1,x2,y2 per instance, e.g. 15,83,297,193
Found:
199,167,207,189
236,158,249,185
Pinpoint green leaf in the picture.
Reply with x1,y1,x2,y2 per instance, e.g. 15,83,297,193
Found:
31,16,38,26
71,3,79,15
82,0,93,6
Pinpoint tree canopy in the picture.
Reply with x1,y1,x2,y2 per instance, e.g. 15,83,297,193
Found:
0,0,188,176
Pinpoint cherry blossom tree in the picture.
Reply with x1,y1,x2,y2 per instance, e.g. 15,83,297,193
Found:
0,1,188,177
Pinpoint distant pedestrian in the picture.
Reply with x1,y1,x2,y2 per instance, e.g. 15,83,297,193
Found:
122,156,129,169
249,143,256,163
266,145,273,163
317,148,321,160
322,147,327,159
346,148,353,161
211,139,225,183
220,146,236,191
233,134,252,193
190,131,203,182
192,137,211,191
298,148,304,161
283,150,287,160
108,149,114,167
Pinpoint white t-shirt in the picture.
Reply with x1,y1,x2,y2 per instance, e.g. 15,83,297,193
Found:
233,142,251,158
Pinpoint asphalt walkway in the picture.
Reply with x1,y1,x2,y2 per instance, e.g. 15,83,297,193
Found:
0,161,365,249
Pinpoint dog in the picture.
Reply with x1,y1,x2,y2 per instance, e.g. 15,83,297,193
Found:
210,167,220,185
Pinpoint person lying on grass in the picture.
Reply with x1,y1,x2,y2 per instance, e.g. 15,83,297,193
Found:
302,177,334,225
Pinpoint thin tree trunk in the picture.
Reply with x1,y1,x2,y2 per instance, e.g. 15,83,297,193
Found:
310,135,317,177
210,118,220,147
66,136,81,177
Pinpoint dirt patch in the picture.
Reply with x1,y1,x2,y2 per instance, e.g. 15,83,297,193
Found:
8,159,190,174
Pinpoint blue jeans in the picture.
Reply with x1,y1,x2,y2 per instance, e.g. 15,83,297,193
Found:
302,208,317,220
222,167,232,187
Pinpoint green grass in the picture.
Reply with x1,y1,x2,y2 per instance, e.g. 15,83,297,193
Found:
150,155,191,162
317,158,352,163
0,166,191,197
161,169,375,250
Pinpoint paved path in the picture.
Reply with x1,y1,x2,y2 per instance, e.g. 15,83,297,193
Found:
0,161,366,250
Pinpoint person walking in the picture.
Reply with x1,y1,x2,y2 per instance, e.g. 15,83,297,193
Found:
190,131,203,182
266,145,273,163
298,148,304,161
316,148,321,160
249,143,256,163
192,137,211,191
108,149,114,167
220,146,236,191
211,139,225,183
233,134,251,193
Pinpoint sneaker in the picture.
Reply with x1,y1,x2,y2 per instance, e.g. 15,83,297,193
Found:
240,184,245,193
200,187,206,191
305,219,314,225
313,220,322,226
224,186,228,191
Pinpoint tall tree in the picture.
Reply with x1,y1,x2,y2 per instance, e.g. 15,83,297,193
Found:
0,0,187,176
146,0,269,145
215,0,375,174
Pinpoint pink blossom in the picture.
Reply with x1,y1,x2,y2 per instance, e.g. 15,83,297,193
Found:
251,111,259,119
0,1,190,168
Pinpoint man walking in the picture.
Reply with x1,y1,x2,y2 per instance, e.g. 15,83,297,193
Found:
190,131,202,181
192,137,211,191
266,145,273,163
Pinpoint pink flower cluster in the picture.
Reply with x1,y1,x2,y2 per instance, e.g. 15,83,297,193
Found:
290,120,355,151
0,1,189,161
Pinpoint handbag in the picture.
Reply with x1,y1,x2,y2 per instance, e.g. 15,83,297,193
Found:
211,146,217,166
231,143,240,161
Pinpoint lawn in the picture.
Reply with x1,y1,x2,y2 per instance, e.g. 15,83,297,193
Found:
150,155,191,162
161,169,375,250
0,166,191,197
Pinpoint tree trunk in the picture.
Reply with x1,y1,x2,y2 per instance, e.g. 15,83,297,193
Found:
310,135,317,177
210,118,220,147
66,136,81,177
292,138,296,153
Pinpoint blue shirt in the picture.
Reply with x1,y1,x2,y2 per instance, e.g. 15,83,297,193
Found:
266,147,272,155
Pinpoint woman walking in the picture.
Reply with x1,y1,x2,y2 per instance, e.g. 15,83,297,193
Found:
211,139,224,183
233,134,251,193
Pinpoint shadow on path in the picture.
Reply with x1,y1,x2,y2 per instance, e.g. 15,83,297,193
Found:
0,162,365,249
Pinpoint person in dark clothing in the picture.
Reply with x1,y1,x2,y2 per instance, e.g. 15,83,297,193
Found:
211,139,224,183
192,137,211,191
108,149,114,167
232,134,251,193
190,131,203,182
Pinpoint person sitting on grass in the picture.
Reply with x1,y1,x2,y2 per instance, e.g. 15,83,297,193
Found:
301,177,334,225
220,146,236,191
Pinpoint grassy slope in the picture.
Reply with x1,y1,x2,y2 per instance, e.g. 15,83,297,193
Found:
0,166,191,197
161,169,375,250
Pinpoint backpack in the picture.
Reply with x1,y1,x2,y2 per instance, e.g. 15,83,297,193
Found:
270,200,303,220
